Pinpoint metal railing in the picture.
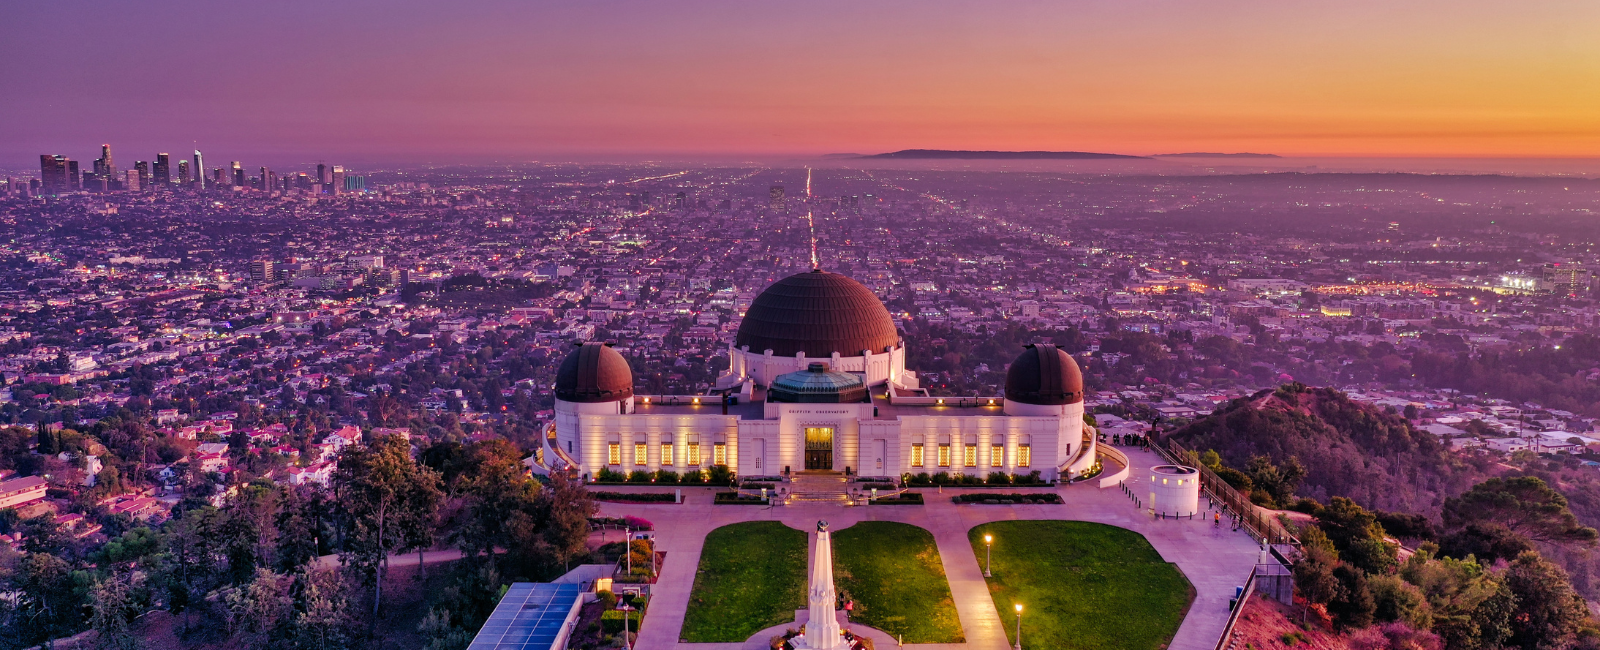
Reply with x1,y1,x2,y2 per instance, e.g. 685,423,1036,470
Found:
1154,439,1300,546
1215,571,1257,650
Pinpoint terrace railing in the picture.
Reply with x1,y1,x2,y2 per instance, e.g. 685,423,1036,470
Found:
1154,439,1300,546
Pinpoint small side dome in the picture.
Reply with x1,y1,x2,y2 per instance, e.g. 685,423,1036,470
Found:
768,362,868,404
1004,344,1083,405
555,342,633,403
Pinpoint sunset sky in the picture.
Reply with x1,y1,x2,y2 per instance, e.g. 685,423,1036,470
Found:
4,0,1598,163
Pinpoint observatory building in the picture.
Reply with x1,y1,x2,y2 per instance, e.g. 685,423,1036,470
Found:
544,270,1097,481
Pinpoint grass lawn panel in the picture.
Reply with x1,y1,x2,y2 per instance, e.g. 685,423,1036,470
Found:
833,521,965,643
681,521,808,642
970,521,1193,650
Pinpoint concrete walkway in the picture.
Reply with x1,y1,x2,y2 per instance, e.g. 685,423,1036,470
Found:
597,447,1259,650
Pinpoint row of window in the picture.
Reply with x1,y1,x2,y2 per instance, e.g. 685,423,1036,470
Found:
608,442,1029,468
909,443,1029,468
608,442,725,467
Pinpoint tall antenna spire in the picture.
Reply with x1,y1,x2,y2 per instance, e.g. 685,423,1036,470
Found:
805,167,819,270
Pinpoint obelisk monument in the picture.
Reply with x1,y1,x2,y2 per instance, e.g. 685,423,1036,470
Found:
795,520,845,650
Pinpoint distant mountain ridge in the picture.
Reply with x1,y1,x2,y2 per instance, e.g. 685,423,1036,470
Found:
1153,152,1281,158
863,149,1148,160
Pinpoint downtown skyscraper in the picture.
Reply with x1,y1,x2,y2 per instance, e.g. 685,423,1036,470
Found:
153,153,170,186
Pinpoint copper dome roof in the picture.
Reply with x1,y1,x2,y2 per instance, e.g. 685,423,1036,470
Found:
555,342,633,403
1004,344,1084,405
735,270,899,357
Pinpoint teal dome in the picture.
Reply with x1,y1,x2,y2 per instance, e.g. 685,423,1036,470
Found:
768,363,868,404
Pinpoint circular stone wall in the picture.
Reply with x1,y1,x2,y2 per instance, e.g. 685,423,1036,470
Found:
1149,465,1200,517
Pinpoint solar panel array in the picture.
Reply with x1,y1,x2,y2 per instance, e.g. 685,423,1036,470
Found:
467,583,584,650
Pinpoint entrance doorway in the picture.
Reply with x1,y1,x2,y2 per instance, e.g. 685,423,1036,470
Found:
804,427,834,470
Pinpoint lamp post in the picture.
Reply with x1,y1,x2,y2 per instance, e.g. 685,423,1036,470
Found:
984,534,993,577
618,602,634,650
1013,603,1023,650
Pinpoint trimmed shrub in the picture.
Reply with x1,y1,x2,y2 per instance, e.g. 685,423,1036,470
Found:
654,470,680,484
952,493,1062,504
592,491,676,503
868,492,923,505
628,470,653,483
714,492,767,505
986,472,1012,485
601,609,642,634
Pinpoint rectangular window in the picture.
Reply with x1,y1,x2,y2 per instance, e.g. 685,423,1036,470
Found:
607,443,621,466
937,444,951,467
1018,444,1031,467
964,444,977,467
688,444,701,466
992,444,1004,467
713,443,727,466
661,443,673,466
634,443,647,466
911,444,925,467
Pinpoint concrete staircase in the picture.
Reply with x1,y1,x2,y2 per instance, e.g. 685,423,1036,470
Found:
787,472,850,505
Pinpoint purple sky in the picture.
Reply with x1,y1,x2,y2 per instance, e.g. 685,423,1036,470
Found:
4,0,1598,167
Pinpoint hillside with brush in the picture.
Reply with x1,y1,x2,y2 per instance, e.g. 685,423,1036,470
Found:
1166,383,1492,515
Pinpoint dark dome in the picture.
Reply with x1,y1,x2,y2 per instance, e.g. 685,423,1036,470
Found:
1004,344,1084,406
555,342,633,403
735,270,899,357
768,362,869,404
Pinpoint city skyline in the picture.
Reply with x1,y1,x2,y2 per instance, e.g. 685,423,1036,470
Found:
8,4,1600,650
4,1,1600,162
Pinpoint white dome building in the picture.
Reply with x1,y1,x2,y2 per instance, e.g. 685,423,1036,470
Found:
543,270,1097,482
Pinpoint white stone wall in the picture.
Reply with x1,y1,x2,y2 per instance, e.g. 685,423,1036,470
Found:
560,397,1092,481
723,344,906,388
1149,465,1202,517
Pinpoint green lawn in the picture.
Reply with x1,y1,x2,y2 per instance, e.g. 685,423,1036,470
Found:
681,521,808,642
970,521,1193,650
833,521,965,643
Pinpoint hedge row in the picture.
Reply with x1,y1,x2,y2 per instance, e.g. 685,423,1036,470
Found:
713,492,768,505
951,493,1063,504
592,491,677,503
867,492,924,505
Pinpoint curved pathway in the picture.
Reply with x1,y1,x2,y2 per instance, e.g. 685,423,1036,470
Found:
600,447,1259,650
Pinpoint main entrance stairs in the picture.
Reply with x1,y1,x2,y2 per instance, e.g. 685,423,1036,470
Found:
787,471,850,505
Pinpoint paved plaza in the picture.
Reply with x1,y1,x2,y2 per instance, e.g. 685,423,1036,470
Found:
594,446,1262,650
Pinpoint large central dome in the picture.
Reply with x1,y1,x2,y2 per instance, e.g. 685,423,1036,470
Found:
735,270,899,357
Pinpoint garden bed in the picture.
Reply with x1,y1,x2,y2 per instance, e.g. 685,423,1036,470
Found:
866,493,924,505
901,470,1050,488
591,491,677,503
714,492,769,505
951,493,1062,504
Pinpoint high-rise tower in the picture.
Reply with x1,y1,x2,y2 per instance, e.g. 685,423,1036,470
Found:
153,153,171,186
231,161,244,188
192,150,205,189
39,155,71,194
177,160,190,186
96,144,115,179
